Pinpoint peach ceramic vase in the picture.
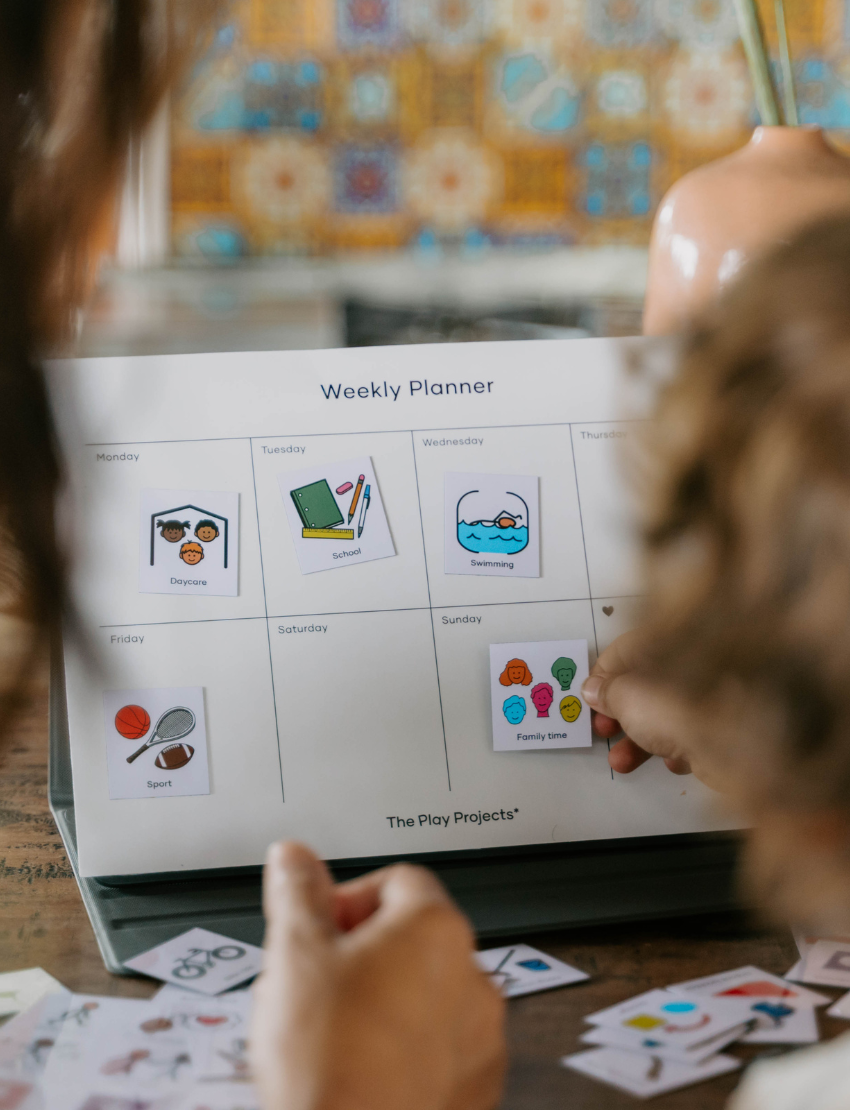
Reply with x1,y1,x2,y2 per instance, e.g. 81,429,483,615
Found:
643,126,850,335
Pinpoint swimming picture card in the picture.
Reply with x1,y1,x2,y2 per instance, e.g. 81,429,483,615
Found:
278,456,395,574
561,1047,741,1098
124,928,263,995
489,639,591,751
444,472,539,577
475,944,588,998
140,489,239,597
103,687,210,801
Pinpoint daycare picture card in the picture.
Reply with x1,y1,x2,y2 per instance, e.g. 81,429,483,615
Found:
103,687,210,801
475,944,588,998
490,639,590,751
444,472,539,578
140,488,239,597
124,928,263,995
278,456,395,575
562,1047,740,1099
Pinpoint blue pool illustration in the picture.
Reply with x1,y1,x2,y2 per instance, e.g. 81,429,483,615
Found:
456,488,530,555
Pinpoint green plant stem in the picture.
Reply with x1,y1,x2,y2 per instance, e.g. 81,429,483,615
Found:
733,0,782,125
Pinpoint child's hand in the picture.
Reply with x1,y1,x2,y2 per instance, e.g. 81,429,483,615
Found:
582,630,695,777
251,842,506,1110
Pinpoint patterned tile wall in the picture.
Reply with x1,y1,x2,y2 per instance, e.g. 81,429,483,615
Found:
170,0,848,258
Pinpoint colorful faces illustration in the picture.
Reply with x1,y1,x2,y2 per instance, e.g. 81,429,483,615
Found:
179,542,204,565
551,657,577,691
530,682,553,717
499,658,533,686
502,695,526,724
157,519,190,543
560,695,582,722
194,519,220,542
456,488,529,555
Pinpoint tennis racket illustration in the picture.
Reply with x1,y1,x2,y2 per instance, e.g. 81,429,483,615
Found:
126,706,196,764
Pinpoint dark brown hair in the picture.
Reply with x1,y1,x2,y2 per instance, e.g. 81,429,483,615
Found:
639,215,850,926
0,1,222,720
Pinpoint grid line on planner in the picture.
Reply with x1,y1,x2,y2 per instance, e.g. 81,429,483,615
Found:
249,435,285,801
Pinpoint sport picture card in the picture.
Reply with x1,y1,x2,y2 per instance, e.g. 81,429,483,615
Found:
278,456,395,574
444,472,539,578
0,969,65,1019
561,1047,741,1099
475,944,588,998
124,928,263,995
489,639,591,751
585,989,745,1055
103,687,209,801
140,489,239,597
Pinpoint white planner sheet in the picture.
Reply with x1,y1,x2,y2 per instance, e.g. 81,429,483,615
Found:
51,338,737,878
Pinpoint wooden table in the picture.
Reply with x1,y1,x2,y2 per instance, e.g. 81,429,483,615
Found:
2,663,848,1108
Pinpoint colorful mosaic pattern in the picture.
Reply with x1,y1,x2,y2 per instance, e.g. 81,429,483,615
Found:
170,0,847,257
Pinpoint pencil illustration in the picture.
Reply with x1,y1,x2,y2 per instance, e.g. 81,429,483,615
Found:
348,474,365,522
357,484,371,538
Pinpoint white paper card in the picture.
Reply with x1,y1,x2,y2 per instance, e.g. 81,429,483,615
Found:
672,965,830,1009
586,989,744,1054
140,489,239,596
475,944,588,997
562,1047,740,1098
0,969,65,1019
579,1021,748,1063
103,687,210,801
278,456,394,574
124,928,263,994
827,991,850,1020
444,472,540,577
489,639,590,751
799,939,850,988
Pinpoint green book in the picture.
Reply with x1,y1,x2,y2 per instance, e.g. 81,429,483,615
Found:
290,479,344,530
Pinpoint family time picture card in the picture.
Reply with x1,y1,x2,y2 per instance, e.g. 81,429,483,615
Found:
489,640,591,751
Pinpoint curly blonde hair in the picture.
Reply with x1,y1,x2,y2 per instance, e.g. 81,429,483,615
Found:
640,214,850,929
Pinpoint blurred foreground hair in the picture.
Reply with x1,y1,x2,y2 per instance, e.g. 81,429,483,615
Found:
0,0,221,725
641,214,850,929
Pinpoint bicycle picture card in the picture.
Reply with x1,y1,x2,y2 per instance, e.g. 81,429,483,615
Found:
124,927,263,995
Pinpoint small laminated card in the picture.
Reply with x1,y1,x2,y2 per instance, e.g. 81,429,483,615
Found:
489,639,591,751
124,927,263,995
475,944,588,997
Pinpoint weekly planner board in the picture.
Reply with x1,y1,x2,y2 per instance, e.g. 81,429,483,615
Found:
51,338,737,879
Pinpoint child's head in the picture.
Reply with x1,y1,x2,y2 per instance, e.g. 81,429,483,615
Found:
194,519,220,542
179,542,204,566
157,519,190,543
640,215,850,930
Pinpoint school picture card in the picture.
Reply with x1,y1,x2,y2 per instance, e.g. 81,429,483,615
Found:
278,456,395,575
444,472,540,578
139,489,239,597
489,639,590,751
103,687,210,801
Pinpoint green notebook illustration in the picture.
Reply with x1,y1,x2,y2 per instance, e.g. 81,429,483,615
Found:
291,479,345,530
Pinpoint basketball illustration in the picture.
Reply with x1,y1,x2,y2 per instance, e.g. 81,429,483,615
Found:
114,704,150,740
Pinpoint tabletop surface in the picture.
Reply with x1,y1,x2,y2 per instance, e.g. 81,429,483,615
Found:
2,664,848,1110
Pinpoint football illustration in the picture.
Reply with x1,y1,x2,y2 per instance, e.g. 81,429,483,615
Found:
154,742,194,770
114,704,150,740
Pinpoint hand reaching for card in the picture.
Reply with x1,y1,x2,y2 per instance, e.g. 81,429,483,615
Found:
581,630,696,778
251,841,506,1110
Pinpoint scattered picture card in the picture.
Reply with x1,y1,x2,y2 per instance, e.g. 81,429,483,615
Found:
562,1047,740,1099
0,969,64,1019
103,687,210,801
475,944,588,997
489,639,591,751
672,965,829,1009
124,928,263,995
585,988,745,1056
796,939,850,988
278,457,395,574
444,472,540,578
140,489,239,597
827,991,850,1020
578,1022,748,1064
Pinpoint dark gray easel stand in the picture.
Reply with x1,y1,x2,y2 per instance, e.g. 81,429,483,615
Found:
49,651,742,975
